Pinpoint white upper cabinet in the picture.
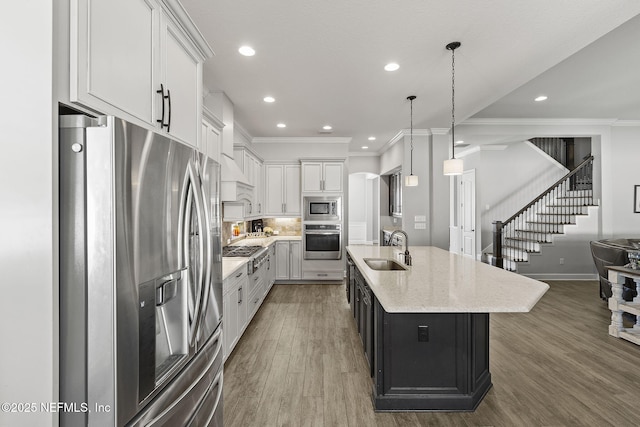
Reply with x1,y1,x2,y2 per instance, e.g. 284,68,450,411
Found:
233,147,263,219
265,164,300,216
160,14,201,146
70,0,213,148
202,107,223,163
301,161,343,193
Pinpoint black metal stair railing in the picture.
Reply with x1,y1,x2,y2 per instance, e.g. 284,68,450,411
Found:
492,155,594,270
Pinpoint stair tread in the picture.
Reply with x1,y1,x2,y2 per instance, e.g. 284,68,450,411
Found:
503,246,540,253
514,229,562,234
526,221,574,225
547,204,596,207
505,236,551,243
536,212,588,216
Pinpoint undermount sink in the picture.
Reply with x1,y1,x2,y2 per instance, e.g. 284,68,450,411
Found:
363,258,408,271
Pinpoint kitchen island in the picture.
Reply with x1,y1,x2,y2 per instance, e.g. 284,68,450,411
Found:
346,245,549,412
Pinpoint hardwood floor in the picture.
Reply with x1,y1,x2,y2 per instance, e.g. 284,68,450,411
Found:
223,281,640,426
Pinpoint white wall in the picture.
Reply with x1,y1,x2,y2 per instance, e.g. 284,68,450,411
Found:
610,126,640,237
348,155,379,175
250,141,349,161
455,119,639,278
0,2,56,426
461,141,567,254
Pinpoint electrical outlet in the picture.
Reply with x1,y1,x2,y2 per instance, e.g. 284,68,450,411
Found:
418,325,429,342
559,258,565,265
415,215,426,222
415,223,426,229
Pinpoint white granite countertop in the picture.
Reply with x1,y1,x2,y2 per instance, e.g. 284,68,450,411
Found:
222,258,249,281
228,235,301,247
346,245,549,313
222,235,302,280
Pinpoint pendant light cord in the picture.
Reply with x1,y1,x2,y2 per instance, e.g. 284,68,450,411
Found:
451,44,456,160
410,96,414,175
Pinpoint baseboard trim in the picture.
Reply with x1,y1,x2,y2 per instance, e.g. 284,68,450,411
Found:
521,273,598,281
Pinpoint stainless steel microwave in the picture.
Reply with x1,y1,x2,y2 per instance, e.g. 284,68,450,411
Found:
304,196,341,221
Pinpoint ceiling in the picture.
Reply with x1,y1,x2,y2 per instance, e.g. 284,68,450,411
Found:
180,0,640,153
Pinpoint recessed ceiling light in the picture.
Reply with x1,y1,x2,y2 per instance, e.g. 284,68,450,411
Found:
534,95,548,102
455,140,465,144
361,146,369,150
384,63,400,72
277,123,286,128
368,136,376,141
238,46,255,56
323,125,332,130
263,96,275,103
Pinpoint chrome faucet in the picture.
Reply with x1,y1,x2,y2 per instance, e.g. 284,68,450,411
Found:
390,230,411,266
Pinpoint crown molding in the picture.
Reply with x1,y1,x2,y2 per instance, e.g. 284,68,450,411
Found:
160,0,214,60
378,128,431,154
430,128,450,135
234,121,252,142
252,136,352,144
202,106,224,130
348,151,380,157
611,120,640,127
461,118,618,127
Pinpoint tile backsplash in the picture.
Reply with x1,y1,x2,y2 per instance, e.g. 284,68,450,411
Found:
222,218,301,245
263,218,301,236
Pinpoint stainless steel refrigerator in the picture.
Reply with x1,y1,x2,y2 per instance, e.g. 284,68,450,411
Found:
59,115,223,426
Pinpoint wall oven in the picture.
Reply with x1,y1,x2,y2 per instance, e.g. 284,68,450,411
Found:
304,196,341,221
303,224,342,260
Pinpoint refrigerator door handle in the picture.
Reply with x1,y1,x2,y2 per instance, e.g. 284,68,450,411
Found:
181,160,206,347
188,159,209,346
193,162,214,342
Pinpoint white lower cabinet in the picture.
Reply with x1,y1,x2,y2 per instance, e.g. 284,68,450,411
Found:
222,266,248,361
275,240,302,281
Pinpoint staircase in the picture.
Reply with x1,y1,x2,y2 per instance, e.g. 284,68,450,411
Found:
492,156,595,272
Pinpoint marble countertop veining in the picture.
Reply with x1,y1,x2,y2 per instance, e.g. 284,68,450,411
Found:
346,245,549,313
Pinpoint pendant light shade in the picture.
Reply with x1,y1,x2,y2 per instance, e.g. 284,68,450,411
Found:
443,158,463,176
405,174,419,186
405,95,418,187
443,41,463,176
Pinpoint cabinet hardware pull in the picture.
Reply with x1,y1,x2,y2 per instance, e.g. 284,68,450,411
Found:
318,273,328,277
156,84,169,130
235,272,243,278
238,286,243,304
166,89,172,132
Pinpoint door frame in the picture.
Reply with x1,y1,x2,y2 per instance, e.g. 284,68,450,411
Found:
458,169,477,259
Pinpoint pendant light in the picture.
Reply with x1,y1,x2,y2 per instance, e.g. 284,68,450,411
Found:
405,95,419,186
443,41,463,176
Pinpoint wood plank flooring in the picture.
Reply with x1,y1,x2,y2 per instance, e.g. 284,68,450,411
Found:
223,281,640,426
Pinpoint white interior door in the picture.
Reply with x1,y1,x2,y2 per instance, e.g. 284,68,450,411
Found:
459,170,476,259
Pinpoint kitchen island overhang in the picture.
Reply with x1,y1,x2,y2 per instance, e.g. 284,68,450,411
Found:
346,245,549,412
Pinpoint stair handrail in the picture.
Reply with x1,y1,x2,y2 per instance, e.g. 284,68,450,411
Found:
492,155,593,269
503,155,594,225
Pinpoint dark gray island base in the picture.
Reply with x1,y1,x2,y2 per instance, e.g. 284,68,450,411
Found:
346,245,548,413
372,300,491,411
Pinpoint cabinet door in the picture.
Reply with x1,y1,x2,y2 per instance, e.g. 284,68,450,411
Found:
223,287,239,360
161,15,201,147
254,161,263,215
290,241,302,279
323,162,343,192
302,162,323,192
71,0,157,124
284,165,301,215
206,125,221,163
275,241,290,280
265,165,284,215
